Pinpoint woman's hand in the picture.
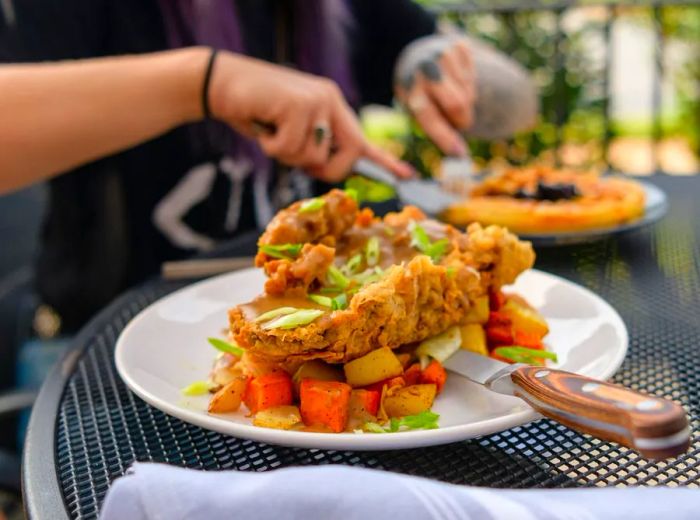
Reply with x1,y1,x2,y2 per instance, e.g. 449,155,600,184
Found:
209,52,413,182
394,36,476,157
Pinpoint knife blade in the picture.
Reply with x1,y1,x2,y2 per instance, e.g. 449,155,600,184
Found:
250,119,460,216
443,349,690,460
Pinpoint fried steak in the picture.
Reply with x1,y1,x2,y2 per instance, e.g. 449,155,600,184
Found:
230,189,534,364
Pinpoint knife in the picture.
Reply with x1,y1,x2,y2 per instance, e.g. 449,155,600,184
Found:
250,120,460,216
443,349,690,459
352,158,459,216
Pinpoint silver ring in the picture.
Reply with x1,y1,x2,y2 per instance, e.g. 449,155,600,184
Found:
313,121,332,145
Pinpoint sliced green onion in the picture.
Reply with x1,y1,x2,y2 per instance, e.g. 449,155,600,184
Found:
253,306,299,323
345,176,396,203
426,239,449,263
259,243,303,260
364,411,440,433
327,265,350,290
494,346,558,365
181,381,213,396
364,422,387,434
319,286,343,295
207,337,244,357
308,294,333,308
409,222,450,263
395,411,440,430
409,222,431,251
365,236,380,267
299,197,325,214
262,309,325,330
345,188,359,203
352,266,384,286
416,326,462,369
331,293,348,311
341,254,363,276
446,266,457,279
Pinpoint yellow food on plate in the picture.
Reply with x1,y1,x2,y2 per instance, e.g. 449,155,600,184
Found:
383,384,437,418
253,405,303,430
460,323,488,356
442,166,646,234
343,347,404,387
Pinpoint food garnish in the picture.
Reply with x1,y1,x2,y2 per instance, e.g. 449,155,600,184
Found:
327,265,350,290
254,307,298,323
259,243,303,260
207,337,244,357
364,411,440,433
409,221,449,263
493,346,558,365
365,237,380,267
181,381,213,396
299,197,325,213
262,309,325,330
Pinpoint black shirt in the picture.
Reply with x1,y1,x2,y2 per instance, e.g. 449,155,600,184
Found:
0,0,435,330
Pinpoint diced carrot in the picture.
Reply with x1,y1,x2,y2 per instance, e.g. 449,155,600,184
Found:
243,372,293,414
349,389,380,417
487,311,511,328
299,379,352,433
514,331,545,350
363,376,405,394
420,360,447,394
489,290,506,311
403,363,422,386
486,326,514,346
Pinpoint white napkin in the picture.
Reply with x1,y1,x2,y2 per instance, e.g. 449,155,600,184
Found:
100,463,699,520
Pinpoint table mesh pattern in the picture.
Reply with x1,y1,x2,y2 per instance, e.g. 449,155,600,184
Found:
55,178,700,519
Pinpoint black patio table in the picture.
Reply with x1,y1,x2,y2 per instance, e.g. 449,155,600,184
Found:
22,174,700,519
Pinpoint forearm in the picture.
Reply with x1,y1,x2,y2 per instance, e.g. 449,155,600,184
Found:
0,47,209,194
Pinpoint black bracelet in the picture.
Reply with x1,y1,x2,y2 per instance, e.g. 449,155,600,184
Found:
202,48,219,120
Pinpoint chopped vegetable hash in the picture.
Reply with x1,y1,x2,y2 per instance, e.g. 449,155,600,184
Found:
188,189,555,433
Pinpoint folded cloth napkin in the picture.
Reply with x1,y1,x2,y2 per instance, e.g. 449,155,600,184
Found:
100,463,699,520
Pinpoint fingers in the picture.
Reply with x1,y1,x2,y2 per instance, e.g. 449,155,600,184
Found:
406,75,467,157
257,97,311,161
438,50,475,129
318,95,364,183
364,144,415,179
295,105,333,168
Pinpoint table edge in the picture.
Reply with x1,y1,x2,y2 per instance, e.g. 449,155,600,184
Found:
21,284,162,520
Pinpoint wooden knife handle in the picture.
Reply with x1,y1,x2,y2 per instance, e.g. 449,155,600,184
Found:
510,366,690,459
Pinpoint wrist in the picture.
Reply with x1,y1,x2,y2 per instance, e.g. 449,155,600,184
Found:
163,47,211,124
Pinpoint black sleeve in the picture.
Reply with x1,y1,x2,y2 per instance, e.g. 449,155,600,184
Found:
0,0,165,63
0,0,109,62
348,0,436,106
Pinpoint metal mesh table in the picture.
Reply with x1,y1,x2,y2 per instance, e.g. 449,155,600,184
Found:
23,175,700,519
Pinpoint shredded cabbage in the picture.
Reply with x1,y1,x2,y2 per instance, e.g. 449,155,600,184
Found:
416,326,462,369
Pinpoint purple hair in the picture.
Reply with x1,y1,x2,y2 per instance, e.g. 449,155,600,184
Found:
157,0,356,168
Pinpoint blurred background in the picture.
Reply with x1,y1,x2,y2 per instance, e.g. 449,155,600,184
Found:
363,1,700,177
0,0,698,516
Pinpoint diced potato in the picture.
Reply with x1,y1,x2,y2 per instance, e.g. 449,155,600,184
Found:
343,347,404,387
253,405,302,430
240,352,285,378
463,296,489,324
501,296,549,338
347,389,380,430
208,376,248,413
460,324,488,356
383,384,436,418
292,360,344,392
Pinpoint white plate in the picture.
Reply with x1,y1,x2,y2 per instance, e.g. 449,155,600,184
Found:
115,268,628,451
